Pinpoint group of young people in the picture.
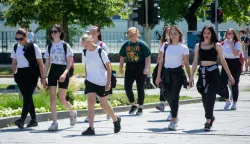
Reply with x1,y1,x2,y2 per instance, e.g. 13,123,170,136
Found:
11,23,247,135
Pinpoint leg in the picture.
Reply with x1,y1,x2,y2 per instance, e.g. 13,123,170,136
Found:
99,96,117,122
205,85,216,122
87,93,96,128
135,73,147,106
58,88,73,114
124,69,136,105
49,86,58,122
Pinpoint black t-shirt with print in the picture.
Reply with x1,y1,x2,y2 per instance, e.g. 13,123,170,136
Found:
119,40,151,63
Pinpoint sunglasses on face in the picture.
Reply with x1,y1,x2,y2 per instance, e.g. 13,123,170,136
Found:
50,30,58,34
15,37,24,41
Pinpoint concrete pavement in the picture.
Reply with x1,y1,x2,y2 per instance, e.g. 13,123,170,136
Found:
0,92,250,144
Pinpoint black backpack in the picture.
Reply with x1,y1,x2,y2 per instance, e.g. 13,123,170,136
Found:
83,48,117,88
14,42,41,77
48,42,74,77
152,43,168,87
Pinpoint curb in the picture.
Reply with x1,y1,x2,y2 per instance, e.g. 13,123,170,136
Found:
0,97,219,129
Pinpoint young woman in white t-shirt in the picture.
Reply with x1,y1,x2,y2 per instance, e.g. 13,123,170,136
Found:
11,28,45,129
84,25,113,122
156,26,191,130
43,24,77,131
81,34,121,135
221,28,242,110
155,26,172,121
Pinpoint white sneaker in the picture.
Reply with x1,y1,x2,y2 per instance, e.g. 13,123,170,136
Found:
231,103,237,110
167,113,172,121
224,101,231,110
70,111,77,126
168,122,176,130
156,103,165,112
48,122,58,131
106,114,111,120
84,116,89,122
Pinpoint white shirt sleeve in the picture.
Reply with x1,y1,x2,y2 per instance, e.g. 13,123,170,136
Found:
182,44,189,55
44,45,50,59
10,46,16,59
82,51,86,64
66,43,74,57
102,42,109,54
34,44,42,59
234,41,242,51
100,49,110,64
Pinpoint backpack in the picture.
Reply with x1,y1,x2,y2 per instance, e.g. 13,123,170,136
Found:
83,48,117,88
152,43,169,87
48,42,74,77
14,42,41,77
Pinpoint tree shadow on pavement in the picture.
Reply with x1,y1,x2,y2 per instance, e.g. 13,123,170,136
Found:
214,109,233,112
76,120,103,124
147,119,169,123
149,110,171,114
0,128,33,132
118,114,141,117
147,128,184,132
64,133,111,138
30,127,73,133
183,129,216,134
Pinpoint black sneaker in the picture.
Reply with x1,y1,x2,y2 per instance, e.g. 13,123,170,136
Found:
129,105,138,114
136,108,143,115
81,127,95,136
15,119,24,129
204,122,211,131
27,120,38,127
210,117,215,127
113,117,121,133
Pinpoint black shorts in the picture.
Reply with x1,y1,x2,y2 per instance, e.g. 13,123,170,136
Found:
48,64,69,89
84,80,112,97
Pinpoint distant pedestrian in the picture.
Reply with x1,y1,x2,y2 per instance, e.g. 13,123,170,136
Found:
43,24,77,131
11,28,45,129
119,27,151,115
220,28,242,110
156,25,190,130
27,30,35,42
190,25,235,131
81,33,121,135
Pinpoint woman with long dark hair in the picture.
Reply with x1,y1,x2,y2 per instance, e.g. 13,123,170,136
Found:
221,28,242,110
11,28,45,129
43,24,77,131
189,25,235,131
156,25,190,130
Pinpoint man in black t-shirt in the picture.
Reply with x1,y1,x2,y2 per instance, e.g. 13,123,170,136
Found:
239,30,250,74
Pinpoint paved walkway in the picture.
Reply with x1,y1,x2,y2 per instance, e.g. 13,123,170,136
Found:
1,96,250,144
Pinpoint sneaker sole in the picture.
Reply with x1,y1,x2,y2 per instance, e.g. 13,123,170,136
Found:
27,124,38,128
156,106,164,112
129,110,137,114
136,113,143,115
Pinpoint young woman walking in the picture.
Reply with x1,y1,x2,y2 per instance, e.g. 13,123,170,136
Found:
189,25,235,131
43,24,77,131
11,28,45,129
156,26,190,130
81,33,121,135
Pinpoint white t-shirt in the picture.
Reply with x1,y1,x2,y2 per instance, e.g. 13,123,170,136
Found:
83,46,110,86
160,43,189,68
10,43,42,68
44,41,73,65
82,41,108,63
222,40,242,59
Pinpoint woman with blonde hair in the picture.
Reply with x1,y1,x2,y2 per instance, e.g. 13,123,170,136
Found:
119,27,151,115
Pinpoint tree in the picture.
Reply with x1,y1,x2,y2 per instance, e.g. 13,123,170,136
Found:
2,0,129,42
159,0,250,31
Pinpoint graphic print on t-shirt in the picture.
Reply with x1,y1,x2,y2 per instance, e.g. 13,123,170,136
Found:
125,45,140,62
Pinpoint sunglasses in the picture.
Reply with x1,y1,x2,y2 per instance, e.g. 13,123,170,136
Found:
15,37,24,41
50,30,58,34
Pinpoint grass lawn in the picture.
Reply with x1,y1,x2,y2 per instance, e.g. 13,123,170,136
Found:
0,84,9,89
242,88,250,92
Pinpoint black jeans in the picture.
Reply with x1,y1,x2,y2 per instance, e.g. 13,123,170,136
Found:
162,67,184,118
125,62,147,105
197,65,220,119
221,58,241,102
14,67,39,120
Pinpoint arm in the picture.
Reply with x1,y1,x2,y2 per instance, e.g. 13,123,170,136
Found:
37,58,45,79
12,59,17,74
62,56,73,76
229,41,240,57
119,56,125,75
156,51,164,86
144,56,150,70
189,45,199,87
105,62,111,85
183,54,191,79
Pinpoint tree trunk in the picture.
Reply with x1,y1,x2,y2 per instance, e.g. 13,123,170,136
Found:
184,13,198,31
62,15,69,42
184,0,203,31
